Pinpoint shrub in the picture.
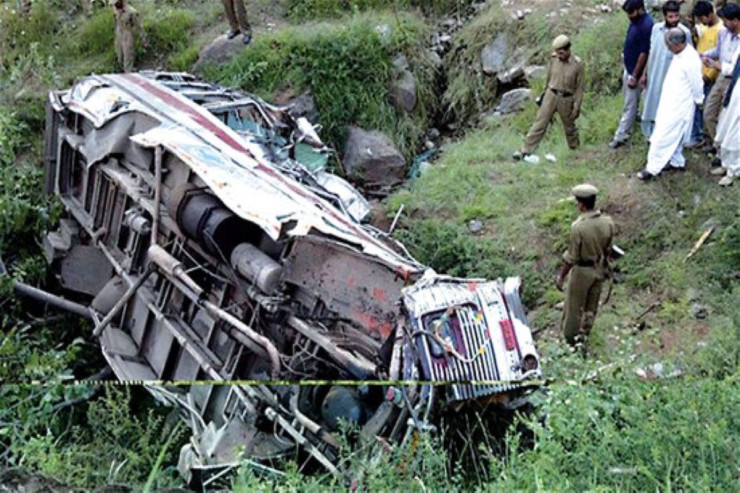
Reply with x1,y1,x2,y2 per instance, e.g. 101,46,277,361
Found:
286,0,477,21
203,12,436,158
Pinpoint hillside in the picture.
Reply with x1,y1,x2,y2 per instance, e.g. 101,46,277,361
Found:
1,0,738,491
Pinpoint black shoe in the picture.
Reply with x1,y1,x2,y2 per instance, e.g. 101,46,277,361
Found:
242,30,253,44
701,144,716,155
225,28,240,40
512,151,526,161
608,138,626,149
710,156,722,167
636,169,654,180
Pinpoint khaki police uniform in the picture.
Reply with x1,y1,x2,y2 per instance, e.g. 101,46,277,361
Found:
523,36,585,154
222,0,251,34
561,186,615,345
114,3,143,73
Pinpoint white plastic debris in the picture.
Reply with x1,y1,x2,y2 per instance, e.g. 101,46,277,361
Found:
545,153,557,162
523,154,540,164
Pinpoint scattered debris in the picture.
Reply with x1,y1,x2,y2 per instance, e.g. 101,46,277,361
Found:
684,226,714,263
635,362,684,380
545,153,557,163
690,303,708,320
468,220,483,233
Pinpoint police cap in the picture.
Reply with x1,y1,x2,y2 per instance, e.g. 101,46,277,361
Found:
552,34,571,50
571,183,599,199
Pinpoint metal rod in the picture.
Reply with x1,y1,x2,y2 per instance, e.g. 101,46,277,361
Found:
287,316,376,379
152,145,162,246
92,267,154,337
388,203,404,235
12,282,93,319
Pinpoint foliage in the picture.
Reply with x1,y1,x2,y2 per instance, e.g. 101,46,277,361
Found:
285,0,476,21
202,11,436,157
1,385,186,490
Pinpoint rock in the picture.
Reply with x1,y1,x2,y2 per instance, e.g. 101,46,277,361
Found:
428,128,441,140
427,50,443,69
524,64,547,80
342,127,406,189
497,65,525,84
392,54,409,74
376,23,393,41
516,9,525,19
417,161,432,176
495,88,532,114
439,33,452,44
691,303,708,319
685,287,699,302
192,35,249,72
424,140,435,150
481,34,509,75
390,70,417,113
468,220,483,233
442,18,456,28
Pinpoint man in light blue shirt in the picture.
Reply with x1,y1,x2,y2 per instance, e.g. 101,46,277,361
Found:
639,1,693,138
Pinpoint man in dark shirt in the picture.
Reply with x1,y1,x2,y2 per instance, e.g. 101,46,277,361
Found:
610,0,654,148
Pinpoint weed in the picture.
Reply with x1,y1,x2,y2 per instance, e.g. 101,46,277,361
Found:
203,11,435,157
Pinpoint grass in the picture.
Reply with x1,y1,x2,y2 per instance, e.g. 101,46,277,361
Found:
201,10,437,158
285,0,477,21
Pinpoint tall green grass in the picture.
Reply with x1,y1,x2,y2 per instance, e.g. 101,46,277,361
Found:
202,12,437,158
285,0,476,21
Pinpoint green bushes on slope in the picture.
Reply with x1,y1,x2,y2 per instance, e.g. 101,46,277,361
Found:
285,0,476,21
202,12,438,157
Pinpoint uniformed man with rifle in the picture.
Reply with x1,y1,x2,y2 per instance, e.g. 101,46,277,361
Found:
556,184,616,348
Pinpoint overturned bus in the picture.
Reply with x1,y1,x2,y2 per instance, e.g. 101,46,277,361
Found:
41,72,542,481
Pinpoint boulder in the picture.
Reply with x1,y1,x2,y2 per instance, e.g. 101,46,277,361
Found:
343,127,406,189
497,65,525,84
192,35,247,72
495,88,532,115
392,54,410,74
390,70,417,113
524,64,547,80
481,34,509,75
427,50,444,69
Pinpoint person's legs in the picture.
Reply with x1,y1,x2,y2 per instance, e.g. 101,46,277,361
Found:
233,0,250,32
522,91,557,154
557,96,579,150
704,77,730,144
613,70,641,143
562,268,593,345
669,142,686,168
581,277,604,340
222,0,239,31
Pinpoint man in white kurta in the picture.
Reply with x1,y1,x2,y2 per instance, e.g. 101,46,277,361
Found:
713,48,740,186
640,2,692,138
638,28,704,179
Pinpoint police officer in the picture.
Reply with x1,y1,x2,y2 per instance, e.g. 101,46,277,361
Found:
513,35,585,162
113,0,147,73
556,184,616,347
